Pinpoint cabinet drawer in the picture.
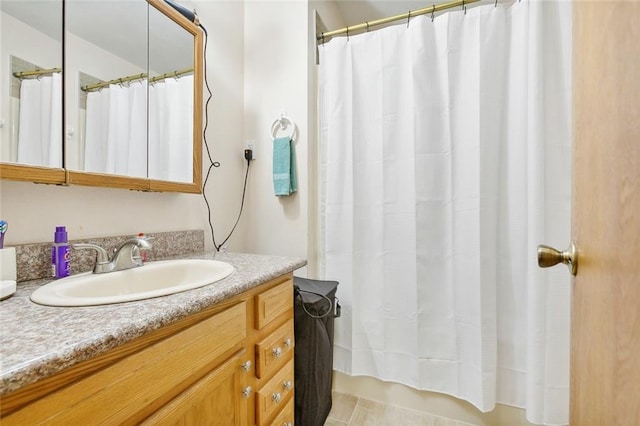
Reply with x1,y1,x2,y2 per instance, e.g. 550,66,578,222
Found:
255,319,294,379
4,302,247,425
269,397,294,426
255,279,292,330
256,359,294,425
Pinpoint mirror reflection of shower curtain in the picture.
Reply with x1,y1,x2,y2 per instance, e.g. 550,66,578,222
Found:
17,73,62,167
84,81,147,177
148,75,193,183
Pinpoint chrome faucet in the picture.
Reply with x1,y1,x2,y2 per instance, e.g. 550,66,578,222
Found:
73,237,152,274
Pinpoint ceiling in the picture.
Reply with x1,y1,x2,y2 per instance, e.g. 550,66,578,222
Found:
333,0,451,29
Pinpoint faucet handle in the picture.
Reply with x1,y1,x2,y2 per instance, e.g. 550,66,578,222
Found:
120,237,153,250
72,243,110,273
72,243,109,262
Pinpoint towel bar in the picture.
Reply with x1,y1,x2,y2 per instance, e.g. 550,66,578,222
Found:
271,114,298,142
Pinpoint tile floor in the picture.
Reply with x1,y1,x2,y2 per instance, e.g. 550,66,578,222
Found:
324,392,477,426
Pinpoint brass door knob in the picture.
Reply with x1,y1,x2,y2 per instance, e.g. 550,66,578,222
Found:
537,242,577,276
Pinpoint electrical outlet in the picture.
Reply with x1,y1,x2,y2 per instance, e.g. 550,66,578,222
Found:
244,140,256,160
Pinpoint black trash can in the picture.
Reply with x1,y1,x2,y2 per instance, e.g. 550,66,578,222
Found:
293,276,339,426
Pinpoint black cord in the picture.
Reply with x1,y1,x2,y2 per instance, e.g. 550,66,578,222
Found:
199,23,220,251
199,23,249,252
216,159,251,250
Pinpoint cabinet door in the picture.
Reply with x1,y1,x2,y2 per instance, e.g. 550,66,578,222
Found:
143,352,246,426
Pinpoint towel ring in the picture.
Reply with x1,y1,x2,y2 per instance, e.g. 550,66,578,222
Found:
271,115,298,142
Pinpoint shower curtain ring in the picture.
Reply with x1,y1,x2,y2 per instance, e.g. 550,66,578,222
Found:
431,5,435,22
407,11,411,28
346,27,349,41
366,22,370,32
495,0,498,7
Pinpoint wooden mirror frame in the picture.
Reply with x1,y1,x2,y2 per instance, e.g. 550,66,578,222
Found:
0,0,203,194
0,163,65,185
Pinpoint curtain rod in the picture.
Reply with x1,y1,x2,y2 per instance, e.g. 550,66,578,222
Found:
13,68,61,79
149,67,193,84
81,68,193,92
317,0,481,42
82,72,147,92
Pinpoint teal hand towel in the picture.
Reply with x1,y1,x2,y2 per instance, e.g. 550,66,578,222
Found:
273,137,297,196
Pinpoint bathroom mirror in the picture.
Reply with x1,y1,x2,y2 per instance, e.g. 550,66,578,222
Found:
146,0,202,192
148,0,198,186
0,0,202,193
66,0,202,192
0,0,65,184
65,0,149,180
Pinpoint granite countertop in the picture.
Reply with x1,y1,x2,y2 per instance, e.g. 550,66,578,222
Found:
0,251,306,397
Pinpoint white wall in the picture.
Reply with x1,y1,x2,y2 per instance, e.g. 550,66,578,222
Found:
307,1,344,277
241,0,310,268
240,0,344,276
0,1,246,251
189,0,248,252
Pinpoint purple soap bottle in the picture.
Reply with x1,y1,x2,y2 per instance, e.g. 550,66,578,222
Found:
51,226,70,278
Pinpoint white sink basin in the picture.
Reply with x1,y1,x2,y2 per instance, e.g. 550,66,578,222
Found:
30,259,234,307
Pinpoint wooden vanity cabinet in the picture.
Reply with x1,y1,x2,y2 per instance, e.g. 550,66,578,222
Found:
0,273,295,425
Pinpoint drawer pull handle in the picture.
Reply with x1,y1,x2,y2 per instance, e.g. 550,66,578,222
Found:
283,338,292,348
283,380,293,390
272,347,283,358
284,423,293,426
241,360,252,372
272,392,283,404
242,386,252,398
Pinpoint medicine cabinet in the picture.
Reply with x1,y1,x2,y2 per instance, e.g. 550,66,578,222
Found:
0,0,203,193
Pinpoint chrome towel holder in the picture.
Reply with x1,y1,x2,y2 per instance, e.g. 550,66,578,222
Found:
271,113,298,142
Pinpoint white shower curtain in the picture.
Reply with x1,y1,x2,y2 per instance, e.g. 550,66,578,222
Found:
84,80,147,177
318,1,571,424
148,75,193,183
17,73,62,167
